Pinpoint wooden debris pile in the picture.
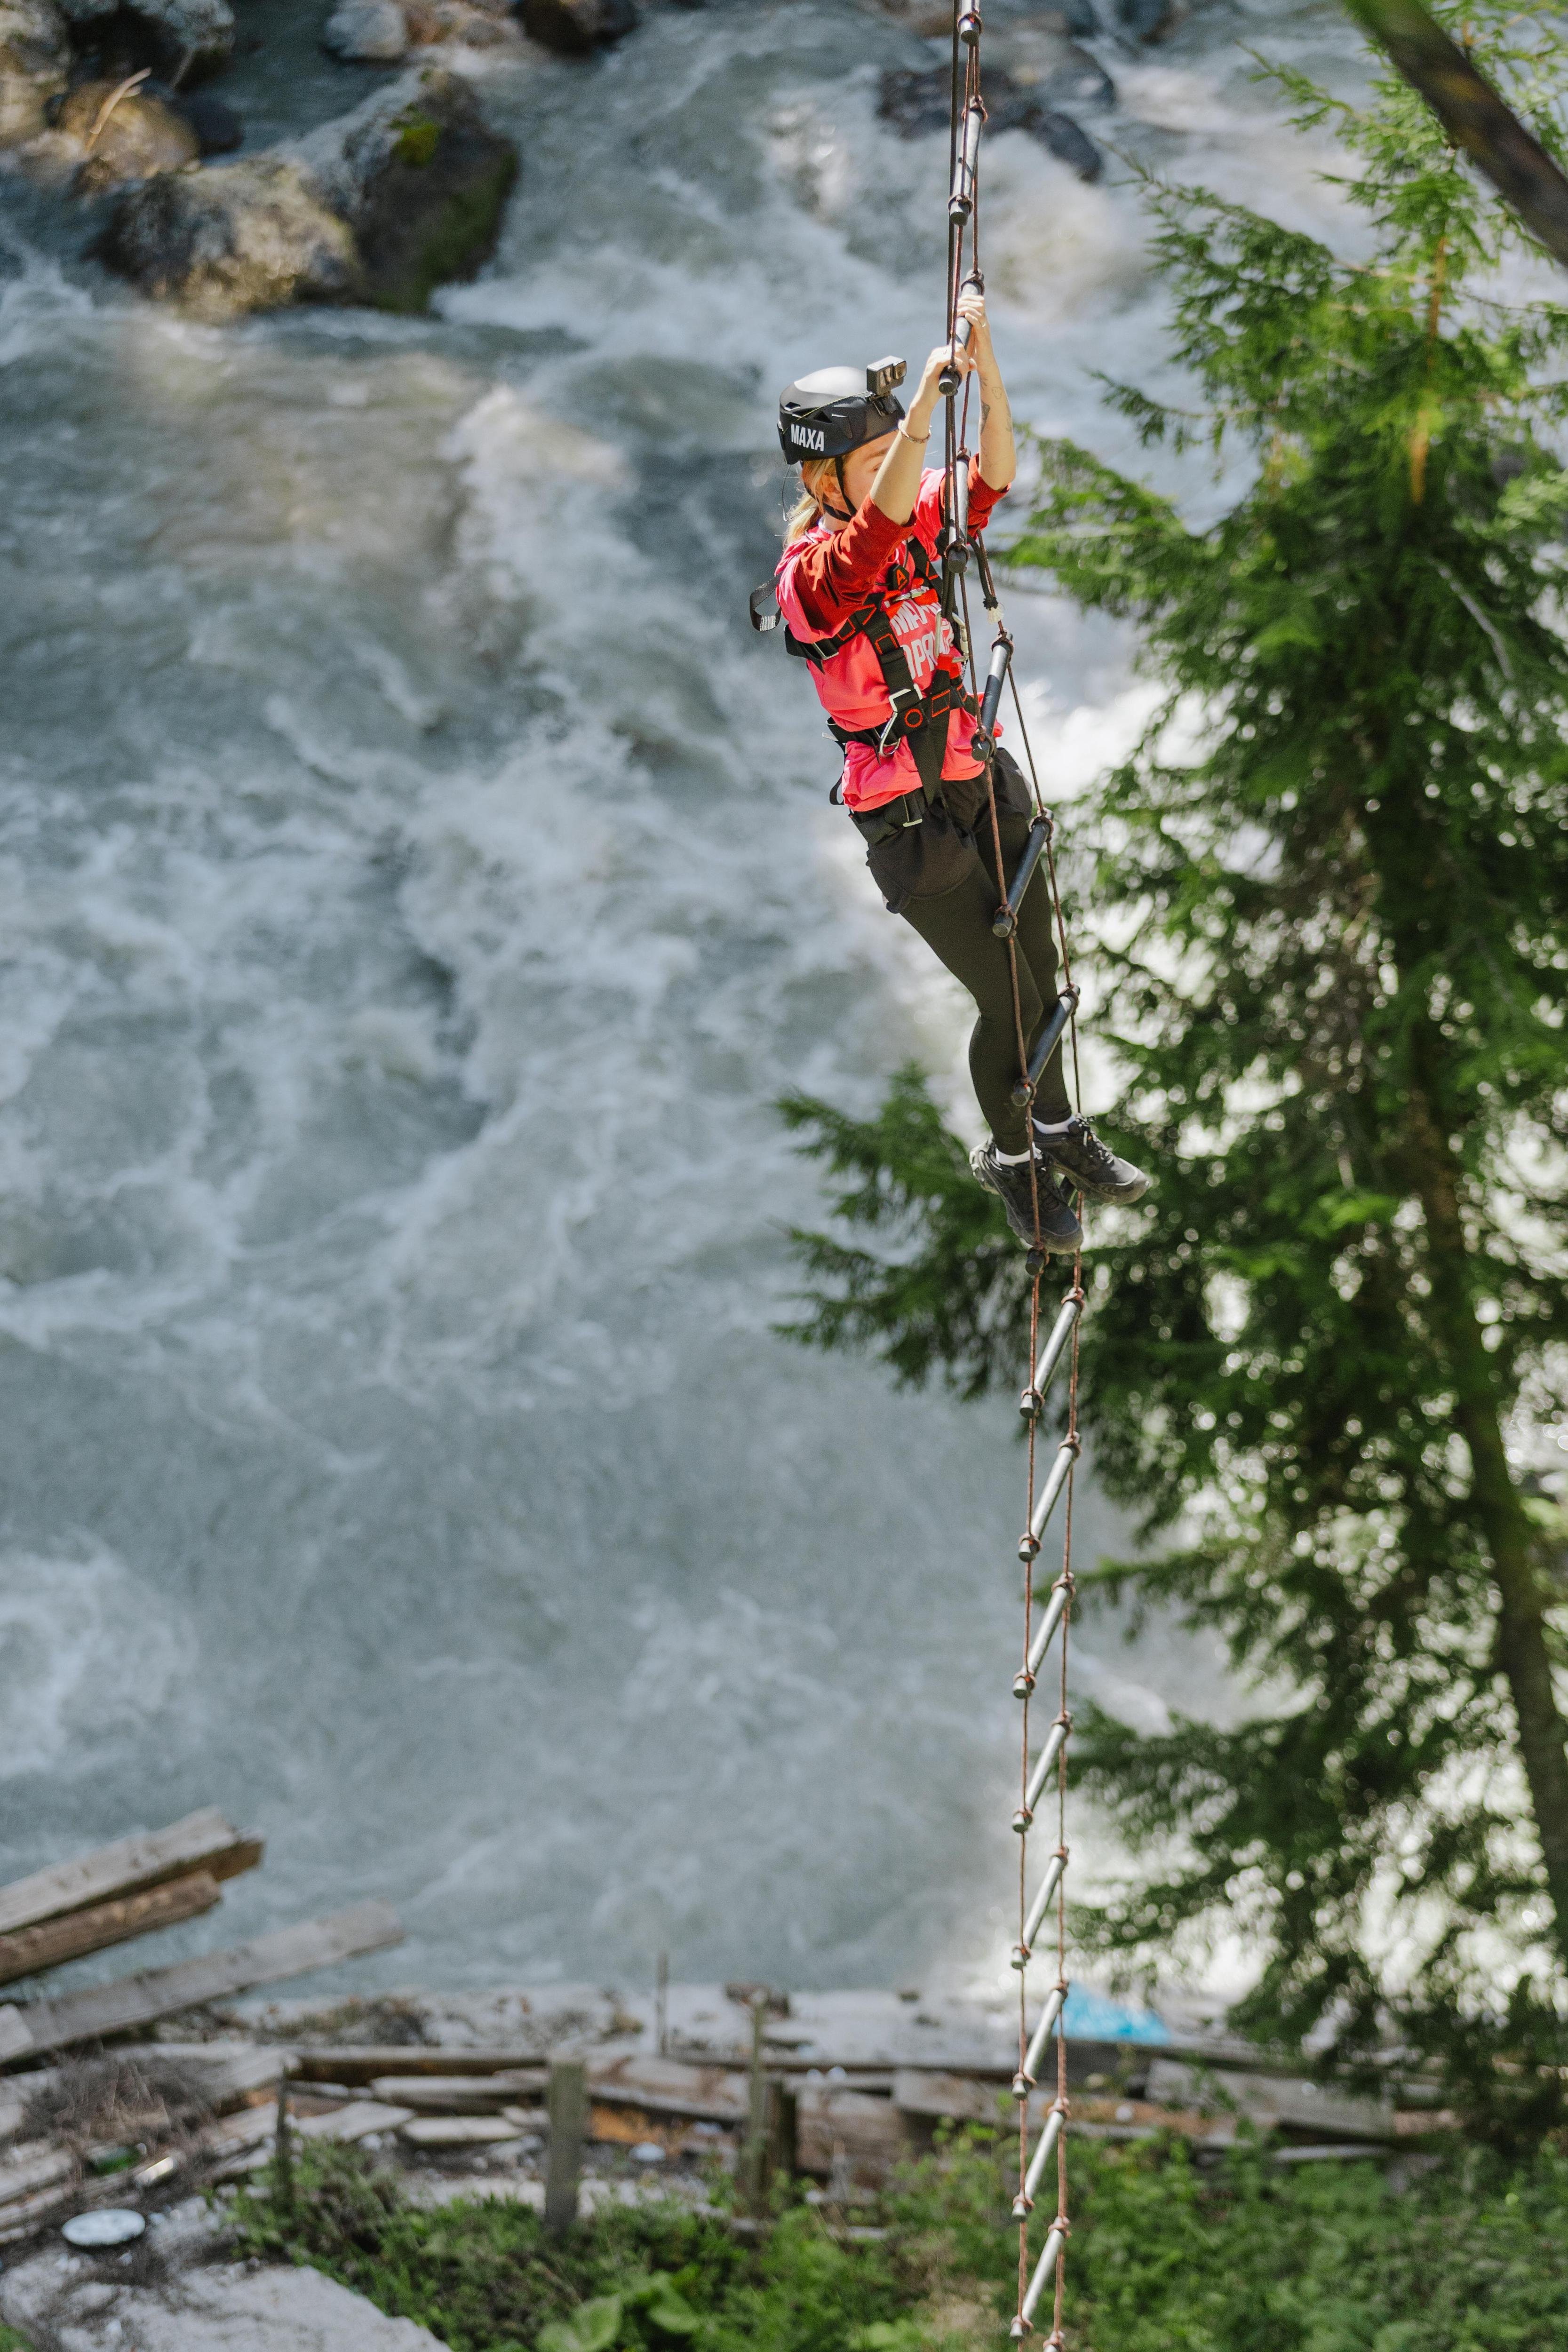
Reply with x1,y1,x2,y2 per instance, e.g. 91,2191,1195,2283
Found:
0,1821,1465,2251
0,1810,403,2241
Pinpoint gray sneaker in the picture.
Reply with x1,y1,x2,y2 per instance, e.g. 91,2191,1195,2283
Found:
971,1143,1085,1254
1036,1114,1150,1205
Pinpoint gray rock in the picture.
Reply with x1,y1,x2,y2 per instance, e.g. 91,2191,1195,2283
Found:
103,64,518,318
880,57,1111,133
877,63,1102,180
1,2245,452,2350
1116,0,1186,39
519,0,636,56
323,0,409,58
0,0,68,143
1031,107,1101,179
57,74,200,188
306,66,519,310
99,151,360,315
402,0,520,47
991,0,1102,28
1010,33,1114,106
58,0,237,77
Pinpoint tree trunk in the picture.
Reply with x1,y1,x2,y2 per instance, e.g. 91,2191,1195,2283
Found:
1403,1052,1568,1967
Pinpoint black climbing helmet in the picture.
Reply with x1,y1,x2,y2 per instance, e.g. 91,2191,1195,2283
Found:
777,358,907,464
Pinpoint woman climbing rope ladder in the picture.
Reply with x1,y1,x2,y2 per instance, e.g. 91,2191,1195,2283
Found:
772,291,1149,1249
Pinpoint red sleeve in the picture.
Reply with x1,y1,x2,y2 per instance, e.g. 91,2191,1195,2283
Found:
781,499,908,636
910,464,1008,546
969,469,1009,532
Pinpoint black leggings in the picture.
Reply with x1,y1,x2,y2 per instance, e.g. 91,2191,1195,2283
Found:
860,751,1069,1155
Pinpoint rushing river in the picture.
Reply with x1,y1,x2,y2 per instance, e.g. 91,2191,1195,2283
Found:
0,0,1359,2000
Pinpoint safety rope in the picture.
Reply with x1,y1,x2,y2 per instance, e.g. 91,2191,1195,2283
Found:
937,7,1084,2335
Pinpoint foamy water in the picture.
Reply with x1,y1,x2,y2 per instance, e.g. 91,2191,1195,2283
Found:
0,0,1361,2000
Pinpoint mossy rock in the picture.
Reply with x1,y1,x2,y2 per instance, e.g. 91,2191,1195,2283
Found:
355,101,517,313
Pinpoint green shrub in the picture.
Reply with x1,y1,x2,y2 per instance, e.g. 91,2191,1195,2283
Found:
231,2132,1568,2352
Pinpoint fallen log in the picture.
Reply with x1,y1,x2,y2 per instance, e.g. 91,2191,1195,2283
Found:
0,1873,223,1990
0,1901,404,2062
0,1812,263,1939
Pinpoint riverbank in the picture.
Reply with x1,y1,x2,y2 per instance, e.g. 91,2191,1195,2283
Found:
3,2116,1561,2352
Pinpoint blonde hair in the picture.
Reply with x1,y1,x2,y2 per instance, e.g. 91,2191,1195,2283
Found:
784,456,839,544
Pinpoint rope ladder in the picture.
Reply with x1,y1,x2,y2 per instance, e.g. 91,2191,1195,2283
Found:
937,8,1085,2336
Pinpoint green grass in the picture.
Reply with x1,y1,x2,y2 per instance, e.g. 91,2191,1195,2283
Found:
230,2132,1568,2352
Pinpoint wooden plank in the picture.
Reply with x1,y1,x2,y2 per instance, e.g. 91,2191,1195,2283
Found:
0,1812,263,1939
399,2114,526,2146
2,1902,403,2060
369,2072,545,2112
299,2100,414,2144
290,2046,533,2082
0,2182,83,2245
796,2086,910,2185
1145,2058,1390,2142
141,2043,298,2105
0,2141,72,2208
894,2069,1020,2126
587,2102,727,2156
546,2059,586,2235
586,2055,749,2124
0,1872,223,1989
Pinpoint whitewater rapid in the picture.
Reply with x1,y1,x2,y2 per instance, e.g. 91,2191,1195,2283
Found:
0,0,1358,1999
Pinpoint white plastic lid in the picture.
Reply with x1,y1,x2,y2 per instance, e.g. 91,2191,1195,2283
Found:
62,2209,146,2248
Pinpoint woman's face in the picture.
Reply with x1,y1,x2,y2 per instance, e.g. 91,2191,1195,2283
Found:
841,431,898,510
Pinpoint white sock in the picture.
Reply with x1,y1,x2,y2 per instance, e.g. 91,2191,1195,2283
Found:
1033,1116,1075,1139
994,1144,1034,1165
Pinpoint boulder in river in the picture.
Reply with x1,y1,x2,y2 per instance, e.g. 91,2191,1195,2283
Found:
880,60,1110,152
519,0,636,57
1115,0,1186,39
1031,105,1101,180
0,0,69,143
403,0,521,47
57,0,237,81
98,151,359,313
102,64,518,318
323,0,409,59
324,0,520,63
869,0,1101,28
329,74,518,310
58,72,200,188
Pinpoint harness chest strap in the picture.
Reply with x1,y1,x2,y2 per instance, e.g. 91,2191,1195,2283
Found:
771,536,976,759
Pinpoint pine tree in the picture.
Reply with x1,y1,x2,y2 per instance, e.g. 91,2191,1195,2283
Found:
781,0,1568,2115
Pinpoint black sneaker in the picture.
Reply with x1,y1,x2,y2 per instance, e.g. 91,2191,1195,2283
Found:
970,1143,1085,1253
1036,1113,1150,1205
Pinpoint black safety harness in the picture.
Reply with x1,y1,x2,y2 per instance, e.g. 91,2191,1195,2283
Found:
750,532,976,841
